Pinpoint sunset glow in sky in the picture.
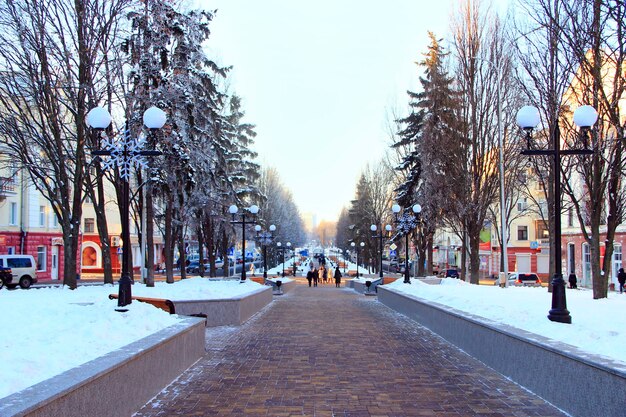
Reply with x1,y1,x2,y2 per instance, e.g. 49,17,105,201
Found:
201,0,510,223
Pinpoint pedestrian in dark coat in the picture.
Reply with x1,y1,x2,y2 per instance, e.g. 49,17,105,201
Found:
334,266,342,288
618,268,626,294
568,273,578,289
312,268,319,287
306,270,313,287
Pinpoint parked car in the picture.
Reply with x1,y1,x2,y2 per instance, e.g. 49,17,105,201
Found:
186,261,209,274
442,269,459,279
493,272,542,286
0,266,12,289
0,254,37,289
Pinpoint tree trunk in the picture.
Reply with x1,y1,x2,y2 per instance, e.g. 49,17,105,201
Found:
145,181,156,287
94,170,113,284
164,195,174,283
468,230,481,285
427,234,434,275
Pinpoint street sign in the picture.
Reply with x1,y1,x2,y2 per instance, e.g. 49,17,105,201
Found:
389,250,397,257
390,243,397,250
228,247,235,256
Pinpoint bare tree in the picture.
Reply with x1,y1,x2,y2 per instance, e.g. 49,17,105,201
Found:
0,0,130,288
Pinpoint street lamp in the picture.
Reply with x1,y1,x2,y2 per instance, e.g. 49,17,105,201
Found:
276,242,291,277
516,104,597,324
350,241,365,278
255,224,276,278
371,224,392,278
392,203,422,284
87,106,166,309
229,204,259,282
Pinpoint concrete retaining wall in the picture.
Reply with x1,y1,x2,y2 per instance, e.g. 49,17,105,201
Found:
0,317,206,417
351,279,381,294
266,279,296,293
173,286,273,327
377,286,626,417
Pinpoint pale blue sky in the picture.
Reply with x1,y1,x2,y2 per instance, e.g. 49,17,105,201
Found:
199,0,508,223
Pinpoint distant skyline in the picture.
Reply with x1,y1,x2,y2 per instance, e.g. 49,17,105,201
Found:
201,0,509,222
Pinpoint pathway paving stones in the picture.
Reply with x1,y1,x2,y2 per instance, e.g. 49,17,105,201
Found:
135,281,566,416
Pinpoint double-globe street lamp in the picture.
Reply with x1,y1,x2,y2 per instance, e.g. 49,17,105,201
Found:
276,242,291,277
371,224,392,279
350,241,365,278
516,104,597,324
255,224,276,278
229,204,259,282
87,106,166,309
392,203,422,284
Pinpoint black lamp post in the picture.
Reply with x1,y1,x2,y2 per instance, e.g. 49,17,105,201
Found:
229,204,259,282
350,241,365,278
255,224,276,278
392,203,421,284
516,104,597,324
87,106,166,310
276,242,291,277
343,250,347,274
371,223,392,278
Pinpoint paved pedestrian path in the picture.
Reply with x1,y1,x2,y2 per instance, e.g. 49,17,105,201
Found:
135,282,566,416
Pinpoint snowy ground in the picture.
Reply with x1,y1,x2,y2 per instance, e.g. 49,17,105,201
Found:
2,259,624,401
0,278,265,400
387,277,626,368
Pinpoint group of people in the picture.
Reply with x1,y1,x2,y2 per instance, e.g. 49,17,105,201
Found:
306,259,342,288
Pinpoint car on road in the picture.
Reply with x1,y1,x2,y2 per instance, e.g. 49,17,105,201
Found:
186,261,210,274
493,272,542,286
442,269,460,279
0,254,37,289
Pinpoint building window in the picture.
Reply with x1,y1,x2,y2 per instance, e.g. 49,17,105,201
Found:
6,246,15,255
517,225,528,241
52,214,58,228
517,198,527,212
84,218,95,233
568,208,574,227
9,202,17,225
583,243,591,284
39,206,45,227
537,222,549,240
37,246,46,272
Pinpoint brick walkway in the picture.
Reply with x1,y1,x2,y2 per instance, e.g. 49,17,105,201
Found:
135,282,566,417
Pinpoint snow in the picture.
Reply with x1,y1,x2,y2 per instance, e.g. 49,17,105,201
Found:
387,278,626,367
0,279,265,400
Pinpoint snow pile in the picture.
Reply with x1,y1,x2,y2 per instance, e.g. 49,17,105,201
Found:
131,277,264,300
387,278,626,365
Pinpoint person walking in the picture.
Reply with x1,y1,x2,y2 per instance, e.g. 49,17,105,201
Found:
306,269,313,287
568,273,578,289
250,262,255,277
334,266,342,288
618,268,626,294
313,268,319,287
322,266,328,284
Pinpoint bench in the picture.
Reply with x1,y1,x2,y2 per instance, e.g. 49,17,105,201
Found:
109,294,176,314
382,277,399,285
249,277,266,285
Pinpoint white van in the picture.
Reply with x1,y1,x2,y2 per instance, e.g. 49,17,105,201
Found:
0,255,38,288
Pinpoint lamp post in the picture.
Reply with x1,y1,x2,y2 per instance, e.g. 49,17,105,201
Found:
392,203,421,284
255,224,276,278
87,106,166,309
276,242,291,277
516,104,597,324
229,204,259,282
371,224,392,278
350,241,365,277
